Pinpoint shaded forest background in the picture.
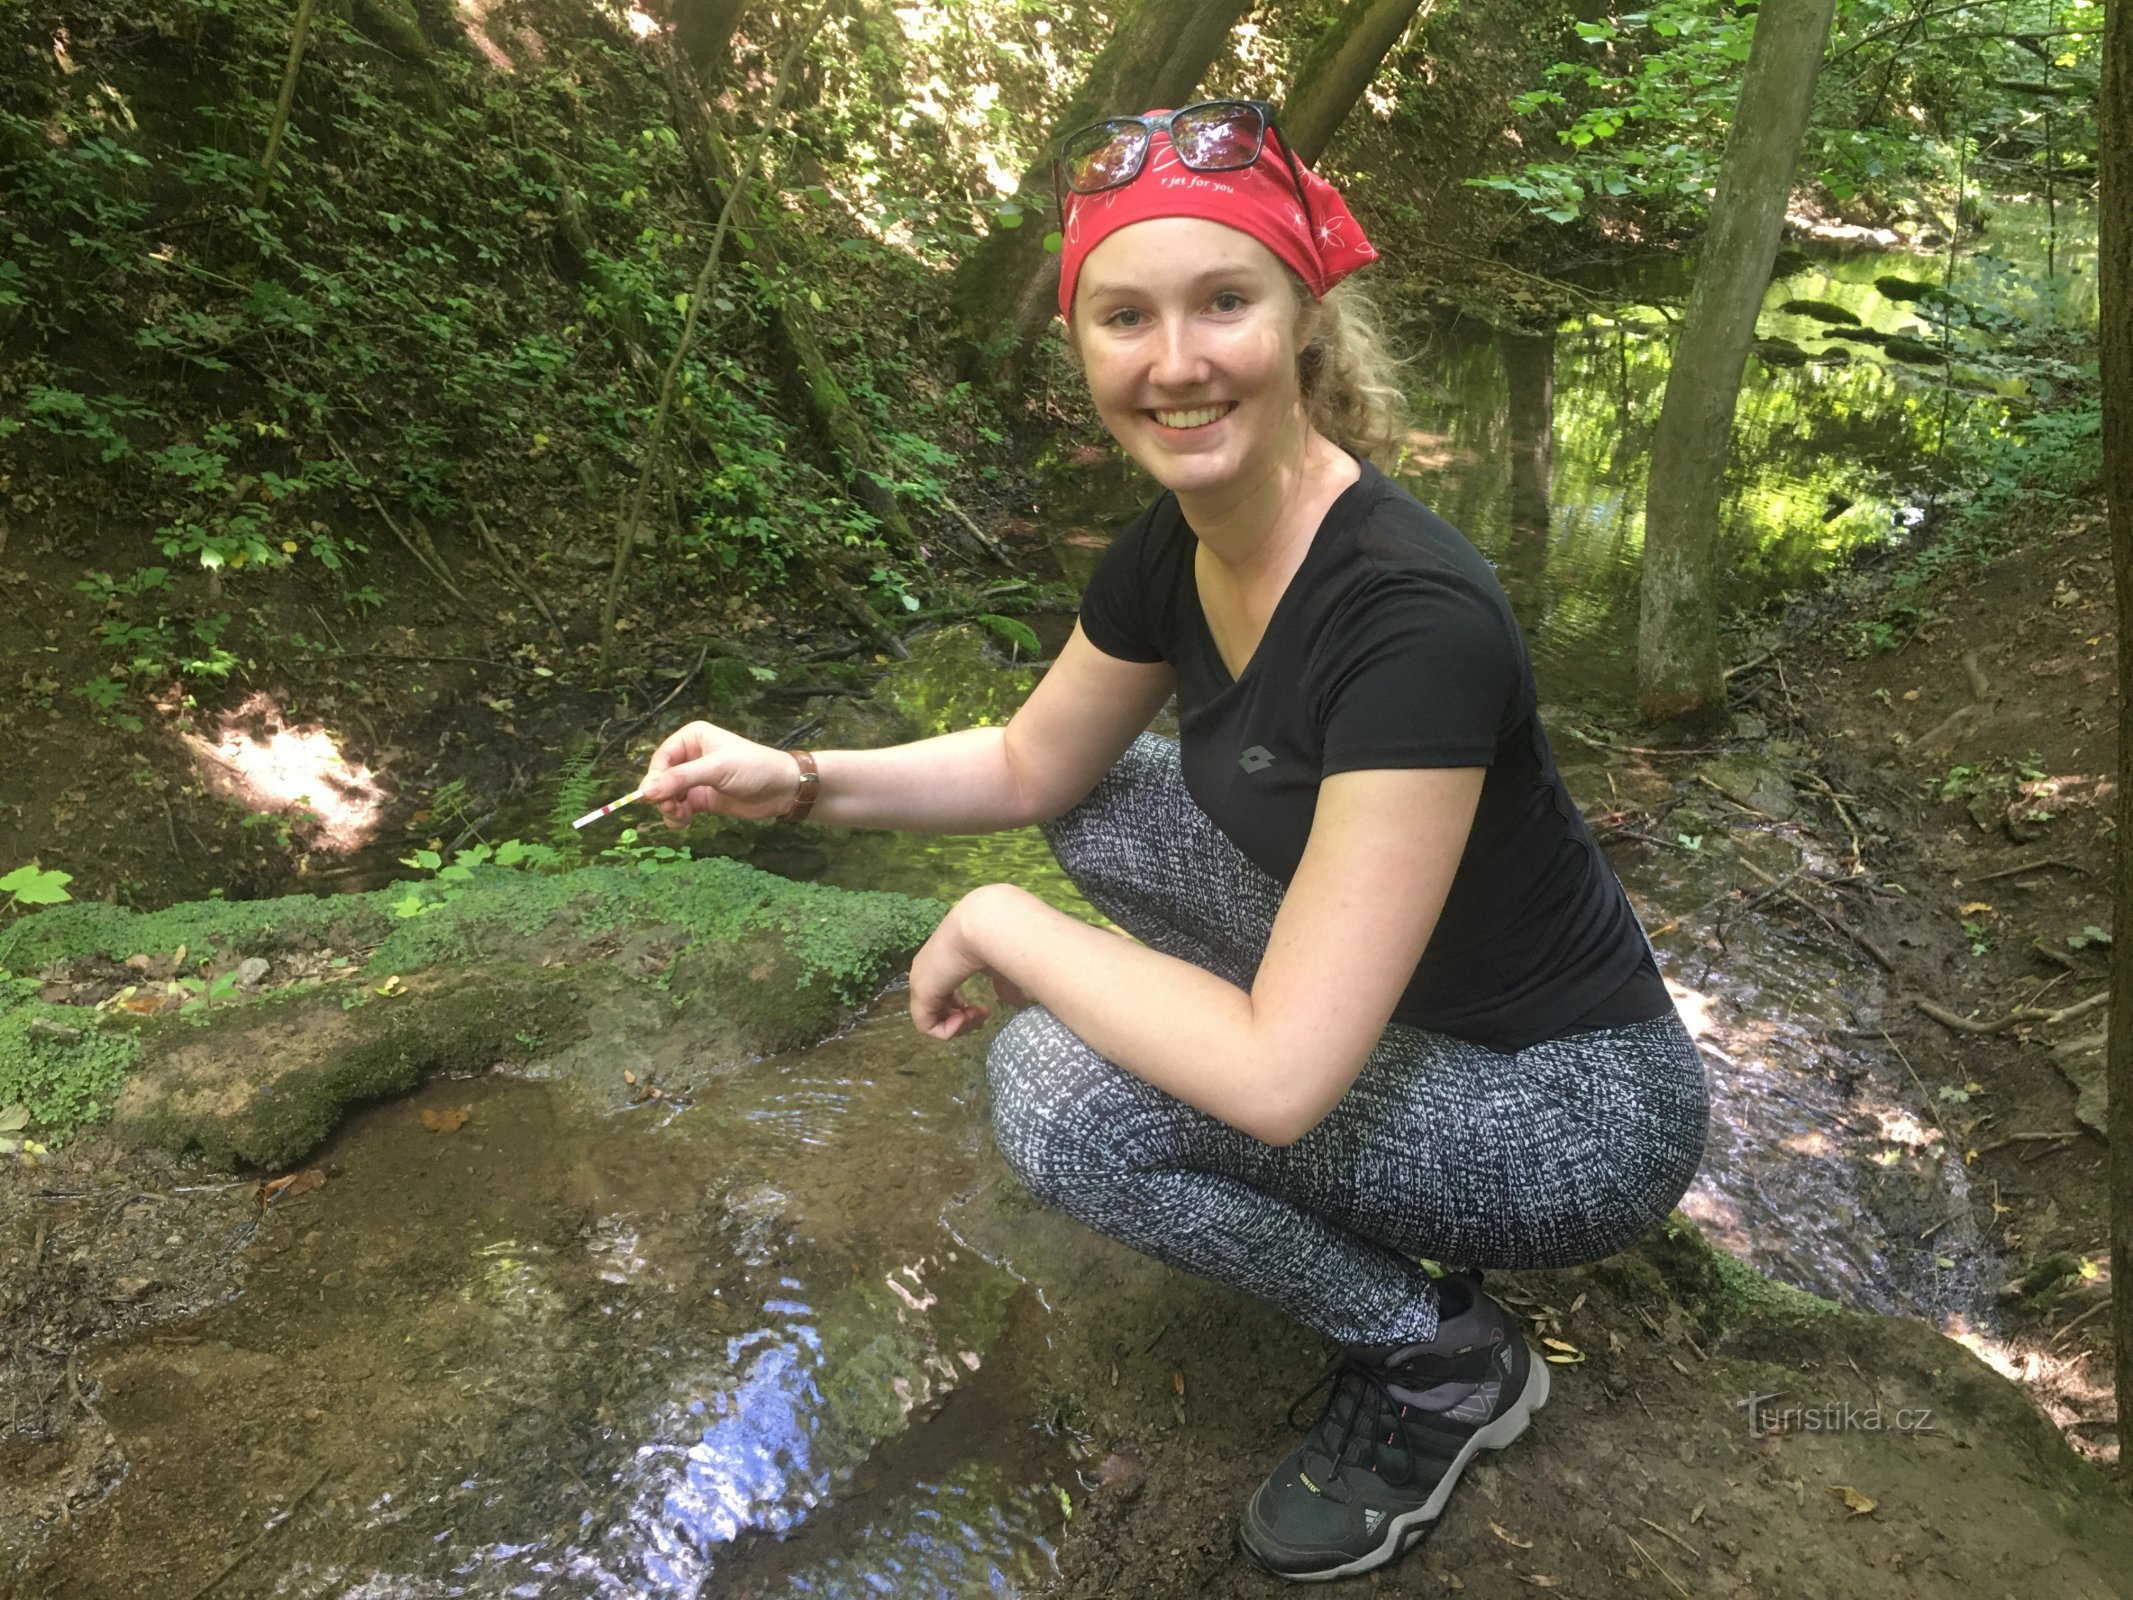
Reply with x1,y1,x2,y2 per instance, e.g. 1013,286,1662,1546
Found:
0,0,2101,759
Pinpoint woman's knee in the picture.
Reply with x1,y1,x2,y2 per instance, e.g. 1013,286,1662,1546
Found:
985,1004,1113,1204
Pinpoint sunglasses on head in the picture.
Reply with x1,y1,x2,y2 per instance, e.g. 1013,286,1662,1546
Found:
1051,98,1316,240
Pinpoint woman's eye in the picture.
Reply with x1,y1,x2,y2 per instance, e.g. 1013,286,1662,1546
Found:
1105,307,1145,327
1211,291,1246,313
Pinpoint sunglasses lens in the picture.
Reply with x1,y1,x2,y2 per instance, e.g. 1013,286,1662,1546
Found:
1063,121,1147,193
1170,103,1263,169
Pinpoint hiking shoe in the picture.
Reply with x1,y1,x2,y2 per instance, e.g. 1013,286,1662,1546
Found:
1239,1271,1550,1582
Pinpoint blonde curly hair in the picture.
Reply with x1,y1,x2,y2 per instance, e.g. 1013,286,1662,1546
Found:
1292,274,1410,473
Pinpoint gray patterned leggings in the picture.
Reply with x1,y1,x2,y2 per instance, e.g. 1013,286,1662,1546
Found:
984,733,1711,1347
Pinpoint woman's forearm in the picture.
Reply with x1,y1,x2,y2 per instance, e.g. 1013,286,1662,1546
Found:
807,726,1038,834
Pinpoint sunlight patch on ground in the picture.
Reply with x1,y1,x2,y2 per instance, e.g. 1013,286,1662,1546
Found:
456,0,516,71
181,692,387,853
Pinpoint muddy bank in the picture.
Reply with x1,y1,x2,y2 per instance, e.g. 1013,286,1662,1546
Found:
1755,497,2119,1461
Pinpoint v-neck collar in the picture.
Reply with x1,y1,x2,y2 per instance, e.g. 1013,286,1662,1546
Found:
1182,457,1380,690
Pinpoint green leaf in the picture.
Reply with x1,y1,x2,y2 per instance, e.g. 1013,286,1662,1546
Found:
1042,230,1064,253
996,206,1023,230
1542,206,1581,224
0,864,73,905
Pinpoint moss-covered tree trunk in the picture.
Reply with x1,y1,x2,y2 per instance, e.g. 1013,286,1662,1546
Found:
1281,0,1427,164
1635,0,1836,728
2099,0,2131,1458
947,0,1257,385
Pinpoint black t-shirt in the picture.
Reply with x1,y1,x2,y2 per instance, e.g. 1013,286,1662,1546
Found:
1077,458,1669,1053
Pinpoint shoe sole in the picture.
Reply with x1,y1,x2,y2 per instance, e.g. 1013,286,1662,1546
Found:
1240,1341,1553,1583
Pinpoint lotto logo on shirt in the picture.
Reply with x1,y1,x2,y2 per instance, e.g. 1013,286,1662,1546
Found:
1238,745,1276,774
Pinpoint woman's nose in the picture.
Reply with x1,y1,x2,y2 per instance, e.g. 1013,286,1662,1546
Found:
1149,319,1208,388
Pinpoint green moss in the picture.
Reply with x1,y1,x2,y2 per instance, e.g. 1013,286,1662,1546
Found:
1642,1212,1843,1339
0,895,385,974
1777,297,1862,326
1,858,944,1151
0,998,140,1137
113,966,598,1169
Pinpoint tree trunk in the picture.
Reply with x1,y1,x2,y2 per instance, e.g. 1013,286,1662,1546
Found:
947,0,1256,384
1281,0,1428,165
2100,0,2131,1468
253,0,319,206
1635,0,1836,728
1501,328,1555,634
659,0,747,80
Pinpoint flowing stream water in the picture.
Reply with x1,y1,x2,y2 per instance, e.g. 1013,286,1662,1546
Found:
33,213,2100,1597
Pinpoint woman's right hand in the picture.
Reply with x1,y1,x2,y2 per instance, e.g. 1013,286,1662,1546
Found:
637,721,803,828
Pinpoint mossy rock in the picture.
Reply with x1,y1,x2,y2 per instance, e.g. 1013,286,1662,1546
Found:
2,859,946,1155
108,965,595,1169
1777,297,1862,326
1874,274,1934,302
667,928,880,1059
1883,335,1949,365
877,625,1037,736
1750,337,1810,368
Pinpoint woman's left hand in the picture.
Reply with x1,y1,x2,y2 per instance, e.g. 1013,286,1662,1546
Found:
909,887,1030,1041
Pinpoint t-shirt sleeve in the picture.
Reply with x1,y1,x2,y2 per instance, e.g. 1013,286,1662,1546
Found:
1314,572,1524,773
1075,500,1169,664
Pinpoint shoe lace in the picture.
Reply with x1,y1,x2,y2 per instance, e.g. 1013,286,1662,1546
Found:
1285,1354,1431,1491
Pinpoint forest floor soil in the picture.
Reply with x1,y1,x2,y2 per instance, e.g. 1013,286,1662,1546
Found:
1770,494,2118,1451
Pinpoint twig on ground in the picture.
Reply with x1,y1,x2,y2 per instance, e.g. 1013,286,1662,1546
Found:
1557,725,1724,758
1800,771,1865,866
1975,1130,2085,1154
937,492,1019,567
2052,1298,2112,1348
181,1467,332,1600
1627,1533,1694,1599
1736,855,1897,970
1914,988,2108,1035
286,651,530,673
471,510,563,635
323,433,467,605
1637,1516,1703,1563
1967,856,2091,882
1879,1028,1955,1144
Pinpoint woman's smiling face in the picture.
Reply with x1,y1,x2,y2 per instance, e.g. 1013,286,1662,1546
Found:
1070,217,1307,502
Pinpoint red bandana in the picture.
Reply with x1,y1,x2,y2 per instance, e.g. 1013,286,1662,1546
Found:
1056,118,1378,319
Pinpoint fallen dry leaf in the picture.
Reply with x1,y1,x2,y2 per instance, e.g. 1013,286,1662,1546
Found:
421,1105,469,1134
1831,1484,1877,1517
263,1169,325,1202
1541,1337,1582,1354
623,1070,637,1085
1172,1371,1186,1397
1489,1521,1533,1549
1522,1576,1562,1588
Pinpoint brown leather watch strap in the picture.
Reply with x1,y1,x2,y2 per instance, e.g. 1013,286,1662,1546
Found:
777,748,820,825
